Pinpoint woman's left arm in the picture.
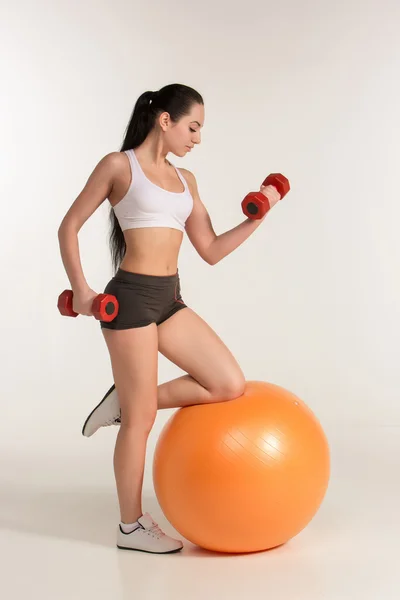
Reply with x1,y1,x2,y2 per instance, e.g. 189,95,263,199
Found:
206,215,267,265
183,169,271,266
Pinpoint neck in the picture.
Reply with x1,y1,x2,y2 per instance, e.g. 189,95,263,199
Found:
136,133,170,169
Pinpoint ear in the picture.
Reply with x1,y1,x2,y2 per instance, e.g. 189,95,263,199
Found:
159,111,171,131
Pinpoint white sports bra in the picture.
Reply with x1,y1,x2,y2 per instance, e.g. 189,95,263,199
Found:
112,149,194,232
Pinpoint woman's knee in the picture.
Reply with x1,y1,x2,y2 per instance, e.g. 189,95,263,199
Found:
211,370,246,400
120,401,157,432
121,411,156,434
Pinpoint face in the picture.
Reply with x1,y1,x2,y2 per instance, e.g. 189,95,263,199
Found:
160,103,205,157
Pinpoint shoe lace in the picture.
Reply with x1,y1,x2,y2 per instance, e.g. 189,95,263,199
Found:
104,414,121,427
147,521,165,538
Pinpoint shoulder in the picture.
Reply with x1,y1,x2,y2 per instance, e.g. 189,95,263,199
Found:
102,151,128,171
95,151,127,172
177,167,198,196
95,151,129,184
178,167,195,182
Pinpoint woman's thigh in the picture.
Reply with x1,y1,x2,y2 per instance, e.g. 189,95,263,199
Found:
157,307,245,398
102,324,158,427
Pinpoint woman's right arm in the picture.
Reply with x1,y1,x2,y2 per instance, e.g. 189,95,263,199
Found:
57,152,121,308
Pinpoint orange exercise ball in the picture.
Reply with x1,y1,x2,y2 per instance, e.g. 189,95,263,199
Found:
153,380,330,554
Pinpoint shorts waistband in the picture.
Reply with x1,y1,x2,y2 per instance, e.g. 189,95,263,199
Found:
114,268,179,285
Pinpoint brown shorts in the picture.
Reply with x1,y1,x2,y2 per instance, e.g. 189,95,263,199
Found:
100,268,187,330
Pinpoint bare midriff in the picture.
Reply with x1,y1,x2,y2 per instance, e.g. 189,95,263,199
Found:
118,227,184,276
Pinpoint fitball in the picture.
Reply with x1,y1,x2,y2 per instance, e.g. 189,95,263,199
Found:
153,380,330,553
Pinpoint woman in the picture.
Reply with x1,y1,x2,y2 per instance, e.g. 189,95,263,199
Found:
57,83,281,554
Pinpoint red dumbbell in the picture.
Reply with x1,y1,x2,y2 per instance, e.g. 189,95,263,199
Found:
57,290,119,322
242,173,290,220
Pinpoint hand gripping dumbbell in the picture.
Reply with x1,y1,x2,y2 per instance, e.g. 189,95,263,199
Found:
242,173,290,220
57,290,119,322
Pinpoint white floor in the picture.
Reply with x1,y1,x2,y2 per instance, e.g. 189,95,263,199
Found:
1,425,399,600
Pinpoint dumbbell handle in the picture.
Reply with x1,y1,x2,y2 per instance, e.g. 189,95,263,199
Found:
57,289,119,322
242,173,290,220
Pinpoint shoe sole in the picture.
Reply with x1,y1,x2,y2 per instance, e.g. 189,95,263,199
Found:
116,544,183,554
81,383,117,437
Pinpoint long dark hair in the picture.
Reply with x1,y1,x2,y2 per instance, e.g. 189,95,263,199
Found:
109,83,204,274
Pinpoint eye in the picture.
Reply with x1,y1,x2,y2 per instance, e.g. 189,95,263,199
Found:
189,128,196,133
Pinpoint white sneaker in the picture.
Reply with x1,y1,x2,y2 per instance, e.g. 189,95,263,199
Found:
81,384,121,437
117,513,183,554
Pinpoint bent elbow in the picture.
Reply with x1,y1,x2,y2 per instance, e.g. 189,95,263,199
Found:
204,238,218,265
204,251,217,266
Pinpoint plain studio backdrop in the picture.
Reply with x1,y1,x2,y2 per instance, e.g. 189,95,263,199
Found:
1,0,399,598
